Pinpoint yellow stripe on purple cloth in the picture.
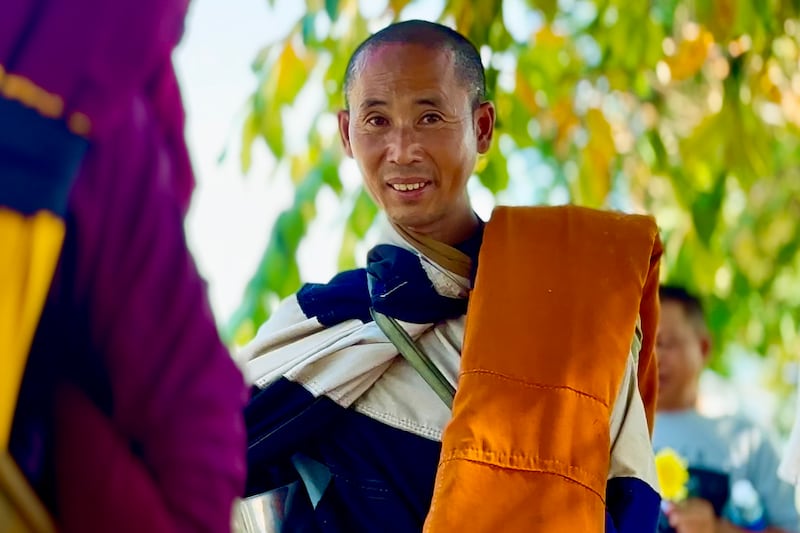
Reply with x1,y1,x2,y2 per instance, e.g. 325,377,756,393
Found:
0,451,56,532
0,65,90,136
0,209,65,450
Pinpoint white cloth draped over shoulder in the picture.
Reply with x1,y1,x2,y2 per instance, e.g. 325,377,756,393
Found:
237,218,658,488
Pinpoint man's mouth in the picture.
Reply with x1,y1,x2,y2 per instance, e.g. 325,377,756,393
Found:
390,182,428,192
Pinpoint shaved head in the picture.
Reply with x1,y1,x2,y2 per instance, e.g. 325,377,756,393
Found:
343,19,486,110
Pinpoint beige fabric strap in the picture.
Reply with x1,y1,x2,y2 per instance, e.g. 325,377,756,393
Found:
390,223,472,279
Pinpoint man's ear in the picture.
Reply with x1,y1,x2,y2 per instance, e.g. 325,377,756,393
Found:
338,109,354,158
474,101,495,154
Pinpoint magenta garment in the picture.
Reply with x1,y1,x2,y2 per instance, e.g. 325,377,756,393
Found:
0,0,194,209
3,0,248,531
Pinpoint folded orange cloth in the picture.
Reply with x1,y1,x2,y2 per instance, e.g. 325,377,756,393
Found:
424,205,662,532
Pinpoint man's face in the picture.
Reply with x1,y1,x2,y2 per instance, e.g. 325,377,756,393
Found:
656,301,709,411
338,43,494,241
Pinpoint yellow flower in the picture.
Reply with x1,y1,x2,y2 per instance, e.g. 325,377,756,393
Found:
655,448,689,502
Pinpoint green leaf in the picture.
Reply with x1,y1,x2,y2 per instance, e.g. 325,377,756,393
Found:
529,0,558,21
301,13,316,46
388,0,412,17
338,187,378,269
271,42,311,107
325,0,339,22
484,67,500,101
477,150,510,193
645,130,668,170
575,108,615,207
690,171,726,247
240,111,258,173
319,151,344,195
260,107,285,156
348,186,378,237
338,228,359,271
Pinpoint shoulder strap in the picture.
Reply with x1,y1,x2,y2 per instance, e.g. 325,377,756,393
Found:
370,309,455,409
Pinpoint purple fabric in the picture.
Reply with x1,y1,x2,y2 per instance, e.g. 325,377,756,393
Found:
48,94,246,532
0,0,194,210
3,0,247,530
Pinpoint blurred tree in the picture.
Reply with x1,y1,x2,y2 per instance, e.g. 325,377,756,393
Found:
229,0,800,425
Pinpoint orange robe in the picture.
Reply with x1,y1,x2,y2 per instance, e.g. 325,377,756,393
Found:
424,205,662,532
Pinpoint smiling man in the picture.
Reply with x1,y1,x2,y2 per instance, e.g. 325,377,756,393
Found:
241,20,664,532
337,36,492,246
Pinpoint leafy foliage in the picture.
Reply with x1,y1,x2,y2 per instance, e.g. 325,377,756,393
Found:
231,0,800,415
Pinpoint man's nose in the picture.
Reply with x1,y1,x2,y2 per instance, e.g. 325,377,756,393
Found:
386,126,422,165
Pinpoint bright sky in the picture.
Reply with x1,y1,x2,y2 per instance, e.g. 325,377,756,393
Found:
174,0,302,323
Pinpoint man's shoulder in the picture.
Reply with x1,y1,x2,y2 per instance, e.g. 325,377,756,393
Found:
297,268,368,299
241,267,370,360
484,205,662,267
295,267,371,326
489,205,660,241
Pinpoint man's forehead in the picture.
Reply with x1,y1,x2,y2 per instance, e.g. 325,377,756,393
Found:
354,42,454,76
366,40,450,58
348,43,461,101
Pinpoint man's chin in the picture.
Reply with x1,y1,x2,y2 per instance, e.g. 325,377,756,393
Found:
386,211,437,231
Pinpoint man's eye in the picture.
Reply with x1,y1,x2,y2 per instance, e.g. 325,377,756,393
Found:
421,113,442,124
367,116,388,127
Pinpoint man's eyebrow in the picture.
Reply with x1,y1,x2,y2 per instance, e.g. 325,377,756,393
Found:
415,97,444,107
358,97,446,110
359,98,387,110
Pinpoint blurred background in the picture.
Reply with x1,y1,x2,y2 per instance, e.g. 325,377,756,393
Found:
174,0,800,442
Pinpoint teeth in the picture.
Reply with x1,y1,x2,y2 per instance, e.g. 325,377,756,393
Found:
391,182,426,191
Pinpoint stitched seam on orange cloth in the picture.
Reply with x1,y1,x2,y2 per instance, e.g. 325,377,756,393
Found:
459,369,608,408
442,371,611,494
436,455,606,502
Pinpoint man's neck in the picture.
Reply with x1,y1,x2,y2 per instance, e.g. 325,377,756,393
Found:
404,210,480,246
